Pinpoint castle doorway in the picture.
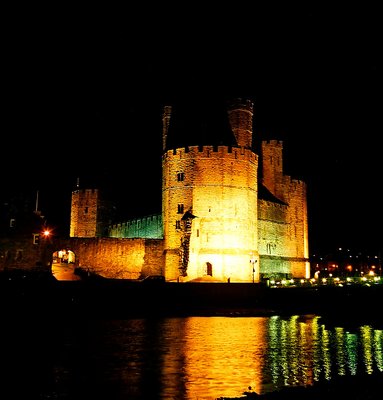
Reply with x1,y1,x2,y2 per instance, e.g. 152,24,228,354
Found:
206,262,213,276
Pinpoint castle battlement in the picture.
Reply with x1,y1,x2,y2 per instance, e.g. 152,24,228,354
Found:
282,175,306,188
72,188,99,195
164,145,257,162
110,214,162,229
263,139,283,147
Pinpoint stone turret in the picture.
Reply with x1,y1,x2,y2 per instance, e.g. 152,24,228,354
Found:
227,98,254,149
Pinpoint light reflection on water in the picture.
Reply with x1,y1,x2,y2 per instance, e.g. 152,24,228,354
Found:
2,315,382,399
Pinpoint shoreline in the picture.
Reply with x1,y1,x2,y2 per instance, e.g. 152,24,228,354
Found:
1,278,382,322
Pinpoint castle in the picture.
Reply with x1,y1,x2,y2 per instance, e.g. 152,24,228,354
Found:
69,98,310,282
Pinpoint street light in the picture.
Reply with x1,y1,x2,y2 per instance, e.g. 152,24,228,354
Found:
40,227,52,271
43,229,51,238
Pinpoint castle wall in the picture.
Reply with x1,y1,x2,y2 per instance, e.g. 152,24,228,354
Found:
259,139,310,279
162,145,259,282
108,214,163,239
258,200,289,255
67,237,164,279
257,177,309,279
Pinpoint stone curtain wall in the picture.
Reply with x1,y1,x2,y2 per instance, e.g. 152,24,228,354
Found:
70,237,164,279
258,200,289,256
108,214,163,239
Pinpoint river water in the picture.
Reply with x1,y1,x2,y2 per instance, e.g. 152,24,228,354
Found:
2,314,382,399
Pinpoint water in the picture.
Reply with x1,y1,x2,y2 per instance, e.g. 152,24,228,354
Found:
1,314,382,399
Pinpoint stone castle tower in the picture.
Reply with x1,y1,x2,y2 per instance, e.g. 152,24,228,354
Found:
70,97,310,282
162,99,259,282
70,188,105,238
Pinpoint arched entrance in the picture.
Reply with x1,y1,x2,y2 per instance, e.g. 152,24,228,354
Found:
51,249,80,281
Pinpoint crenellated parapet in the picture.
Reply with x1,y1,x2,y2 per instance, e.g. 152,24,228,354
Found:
163,145,257,163
72,188,99,195
282,175,306,186
108,214,163,239
263,139,283,147
281,176,307,196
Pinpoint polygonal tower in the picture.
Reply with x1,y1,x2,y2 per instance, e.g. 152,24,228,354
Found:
70,188,100,238
162,98,259,282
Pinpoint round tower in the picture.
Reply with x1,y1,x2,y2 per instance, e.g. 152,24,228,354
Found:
162,100,259,282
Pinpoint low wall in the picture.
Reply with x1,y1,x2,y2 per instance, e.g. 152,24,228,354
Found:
67,237,164,279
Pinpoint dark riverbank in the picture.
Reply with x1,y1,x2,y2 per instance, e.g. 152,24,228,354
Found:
1,275,382,321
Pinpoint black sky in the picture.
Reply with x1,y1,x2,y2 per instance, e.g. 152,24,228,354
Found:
2,5,381,256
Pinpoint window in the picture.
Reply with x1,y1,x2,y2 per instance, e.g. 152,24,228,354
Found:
177,204,184,214
84,207,88,214
177,172,184,181
33,234,40,245
176,220,181,229
9,218,15,228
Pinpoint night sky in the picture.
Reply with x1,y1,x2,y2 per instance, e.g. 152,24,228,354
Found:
2,5,381,256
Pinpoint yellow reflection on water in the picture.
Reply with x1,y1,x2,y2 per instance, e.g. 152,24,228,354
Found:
334,327,346,376
181,316,269,398
130,316,383,399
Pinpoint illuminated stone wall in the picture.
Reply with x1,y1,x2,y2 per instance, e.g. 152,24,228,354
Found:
162,146,258,282
68,237,164,279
